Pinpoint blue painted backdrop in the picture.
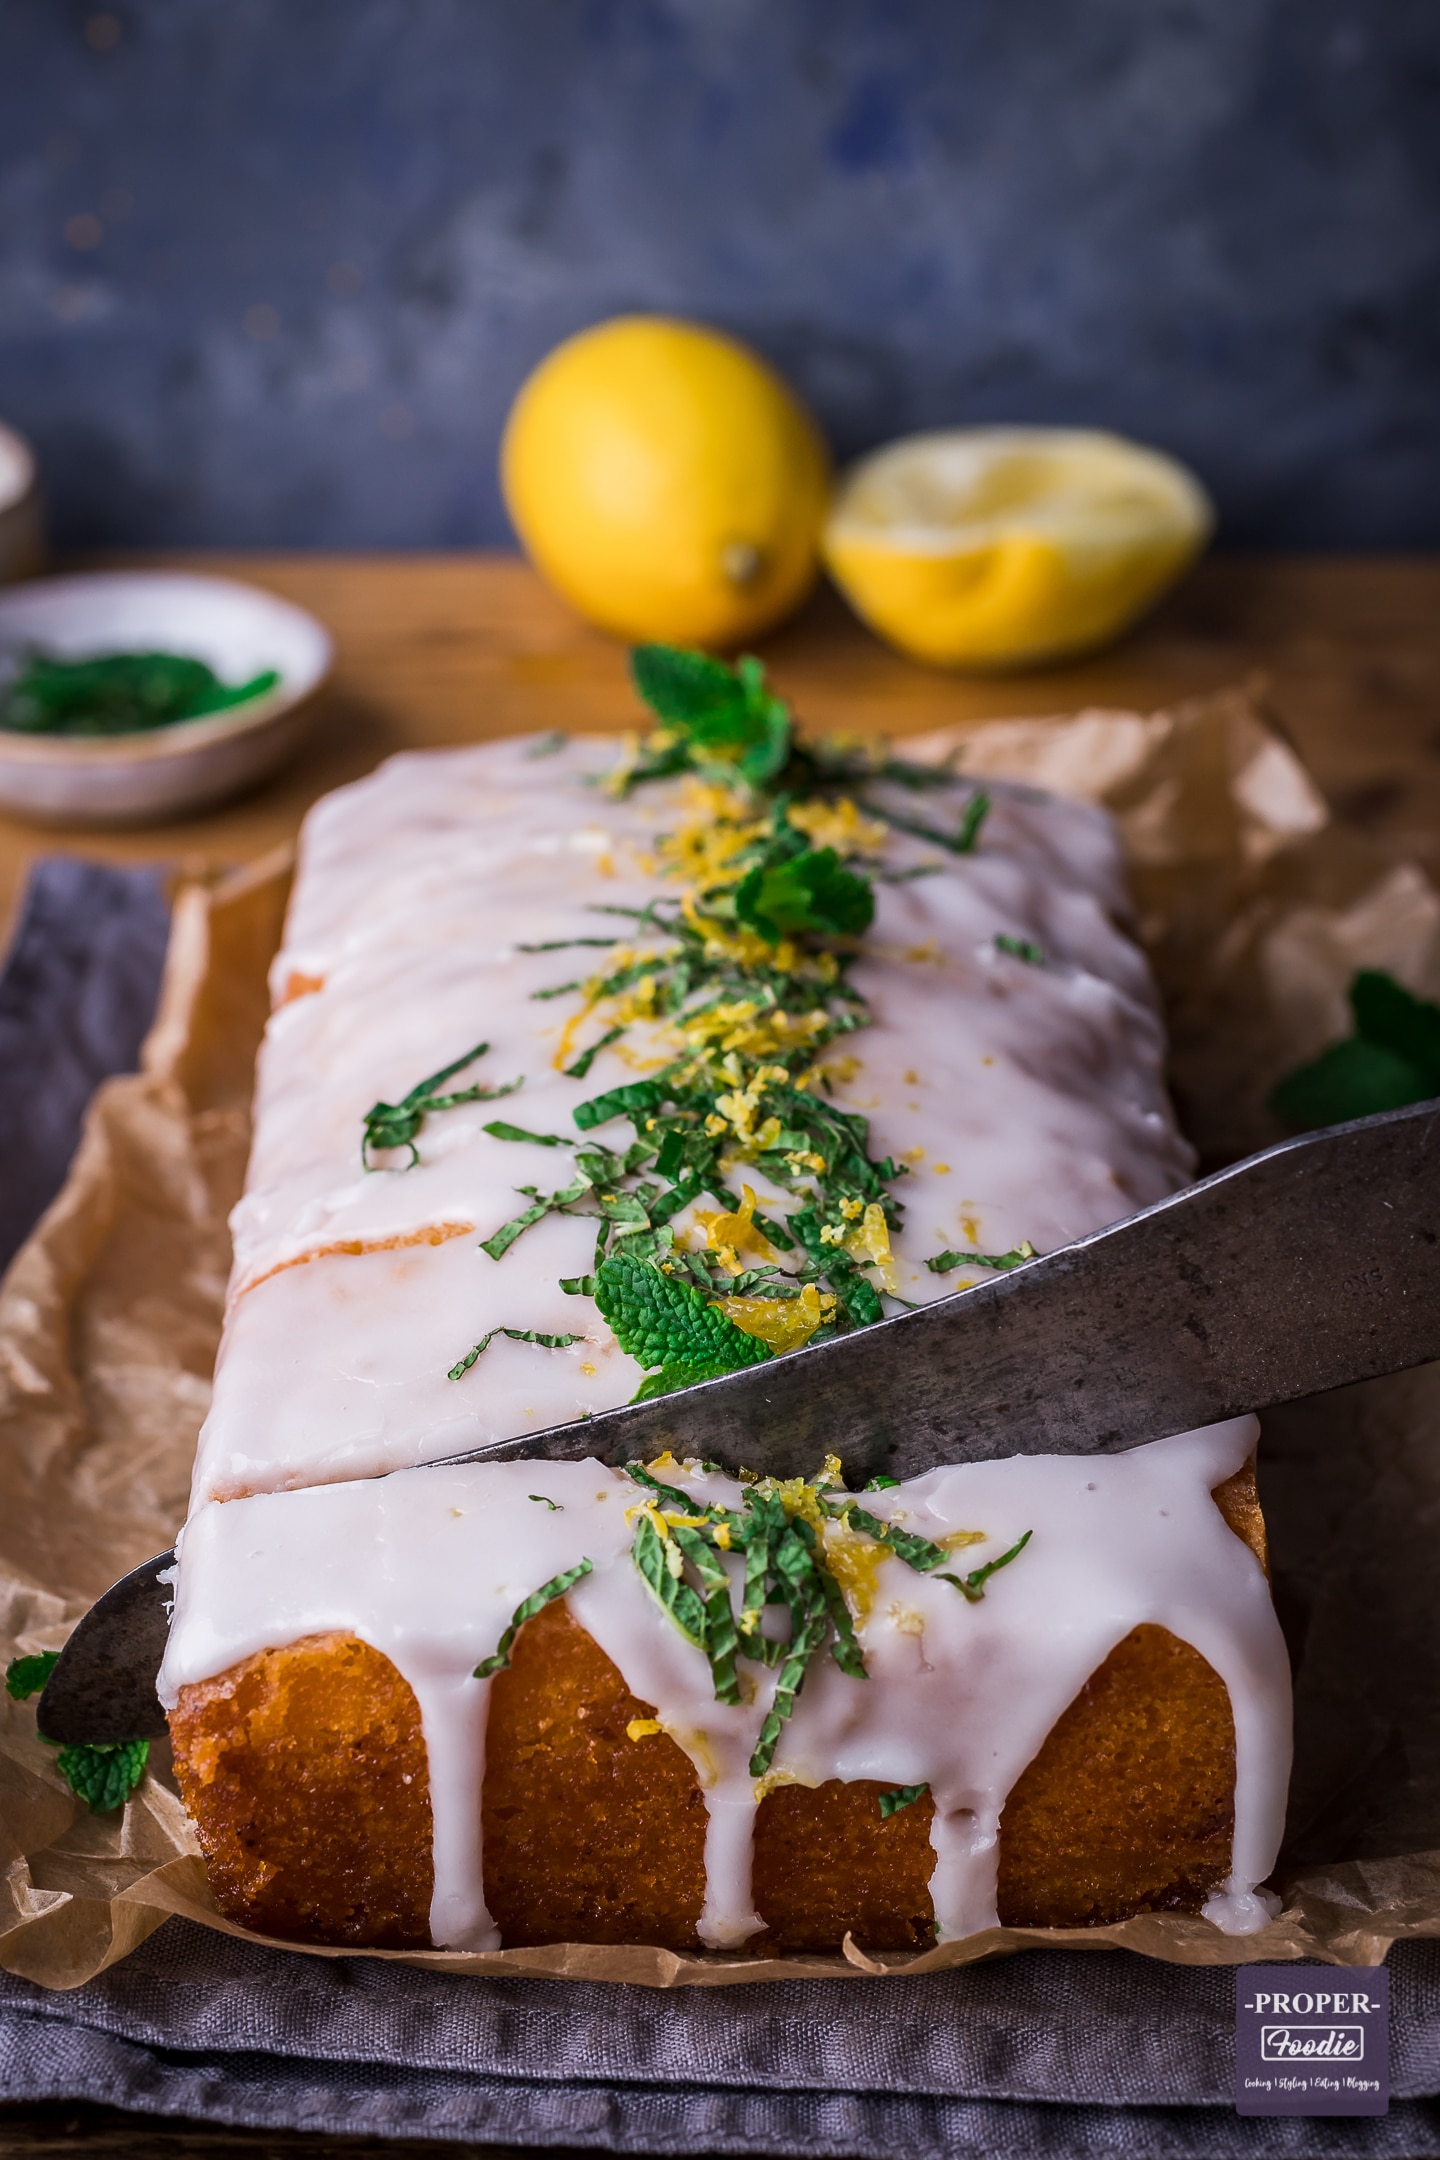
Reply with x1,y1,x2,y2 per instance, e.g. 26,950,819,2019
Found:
0,0,1436,550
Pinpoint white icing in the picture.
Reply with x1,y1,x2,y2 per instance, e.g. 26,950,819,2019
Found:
159,1426,1292,1951
191,736,1193,1505
163,730,1292,1950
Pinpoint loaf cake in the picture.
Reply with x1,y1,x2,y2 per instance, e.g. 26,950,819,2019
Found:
159,649,1293,1956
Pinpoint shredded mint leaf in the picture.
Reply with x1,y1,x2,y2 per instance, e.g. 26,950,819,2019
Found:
843,1504,950,1573
671,1523,742,1704
363,1042,522,1169
517,936,618,952
878,1782,929,1818
594,1250,772,1394
563,1025,625,1080
864,1474,900,1491
995,934,1044,964
479,1173,592,1260
6,1650,59,1700
54,1739,150,1814
484,1120,570,1147
937,1529,1033,1602
473,1560,594,1678
926,1241,1037,1275
573,1078,669,1132
880,791,990,856
529,1494,562,1511
1272,971,1440,1132
448,1327,580,1382
734,846,875,944
955,791,991,852
631,1512,710,1650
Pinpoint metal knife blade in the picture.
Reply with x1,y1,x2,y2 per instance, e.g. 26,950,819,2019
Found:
36,1096,1440,1744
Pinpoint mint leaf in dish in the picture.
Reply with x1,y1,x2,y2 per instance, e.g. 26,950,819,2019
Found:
0,652,281,737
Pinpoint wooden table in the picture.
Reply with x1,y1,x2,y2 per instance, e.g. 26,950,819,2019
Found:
2,549,1439,2158
3,553,1440,941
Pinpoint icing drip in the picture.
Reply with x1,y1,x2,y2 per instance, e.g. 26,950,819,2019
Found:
159,1425,1293,1951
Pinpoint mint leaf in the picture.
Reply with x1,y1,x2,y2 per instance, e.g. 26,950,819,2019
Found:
6,1650,59,1700
8,1653,149,1814
593,1250,772,1392
631,1357,751,1400
1272,969,1440,1132
54,1738,149,1814
1351,969,1440,1074
734,846,874,944
630,646,791,788
1271,1038,1429,1130
878,1782,929,1818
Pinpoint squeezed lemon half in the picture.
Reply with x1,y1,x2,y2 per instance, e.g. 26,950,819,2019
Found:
502,316,830,648
822,427,1213,670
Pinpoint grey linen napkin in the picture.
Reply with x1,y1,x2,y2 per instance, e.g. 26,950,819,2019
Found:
2,857,1437,2155
0,855,170,1271
2,1925,1440,2154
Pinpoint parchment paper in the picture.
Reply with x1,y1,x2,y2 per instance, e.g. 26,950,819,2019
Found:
6,688,1440,1992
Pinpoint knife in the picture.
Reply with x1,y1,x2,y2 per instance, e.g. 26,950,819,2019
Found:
36,1095,1440,1745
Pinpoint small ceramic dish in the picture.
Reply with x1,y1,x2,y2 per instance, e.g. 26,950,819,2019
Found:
0,570,332,826
0,420,44,584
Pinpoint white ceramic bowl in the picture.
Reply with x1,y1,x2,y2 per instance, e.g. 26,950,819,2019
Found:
0,570,332,826
0,421,44,584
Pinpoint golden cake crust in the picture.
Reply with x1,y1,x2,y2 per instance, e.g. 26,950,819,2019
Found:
169,1465,1267,1952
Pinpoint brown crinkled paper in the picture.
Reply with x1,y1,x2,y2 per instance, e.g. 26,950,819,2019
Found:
5,687,1440,1991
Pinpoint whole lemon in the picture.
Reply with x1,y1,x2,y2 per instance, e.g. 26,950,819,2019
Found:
823,427,1213,671
501,316,829,648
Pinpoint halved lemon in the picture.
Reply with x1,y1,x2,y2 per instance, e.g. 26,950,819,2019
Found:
822,427,1213,670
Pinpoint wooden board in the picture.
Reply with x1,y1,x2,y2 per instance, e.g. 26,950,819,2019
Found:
3,553,1439,943
2,548,1439,2155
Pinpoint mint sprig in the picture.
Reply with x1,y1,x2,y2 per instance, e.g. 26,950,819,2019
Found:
1272,969,1440,1131
5,1652,149,1814
5,1650,59,1700
625,646,792,790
